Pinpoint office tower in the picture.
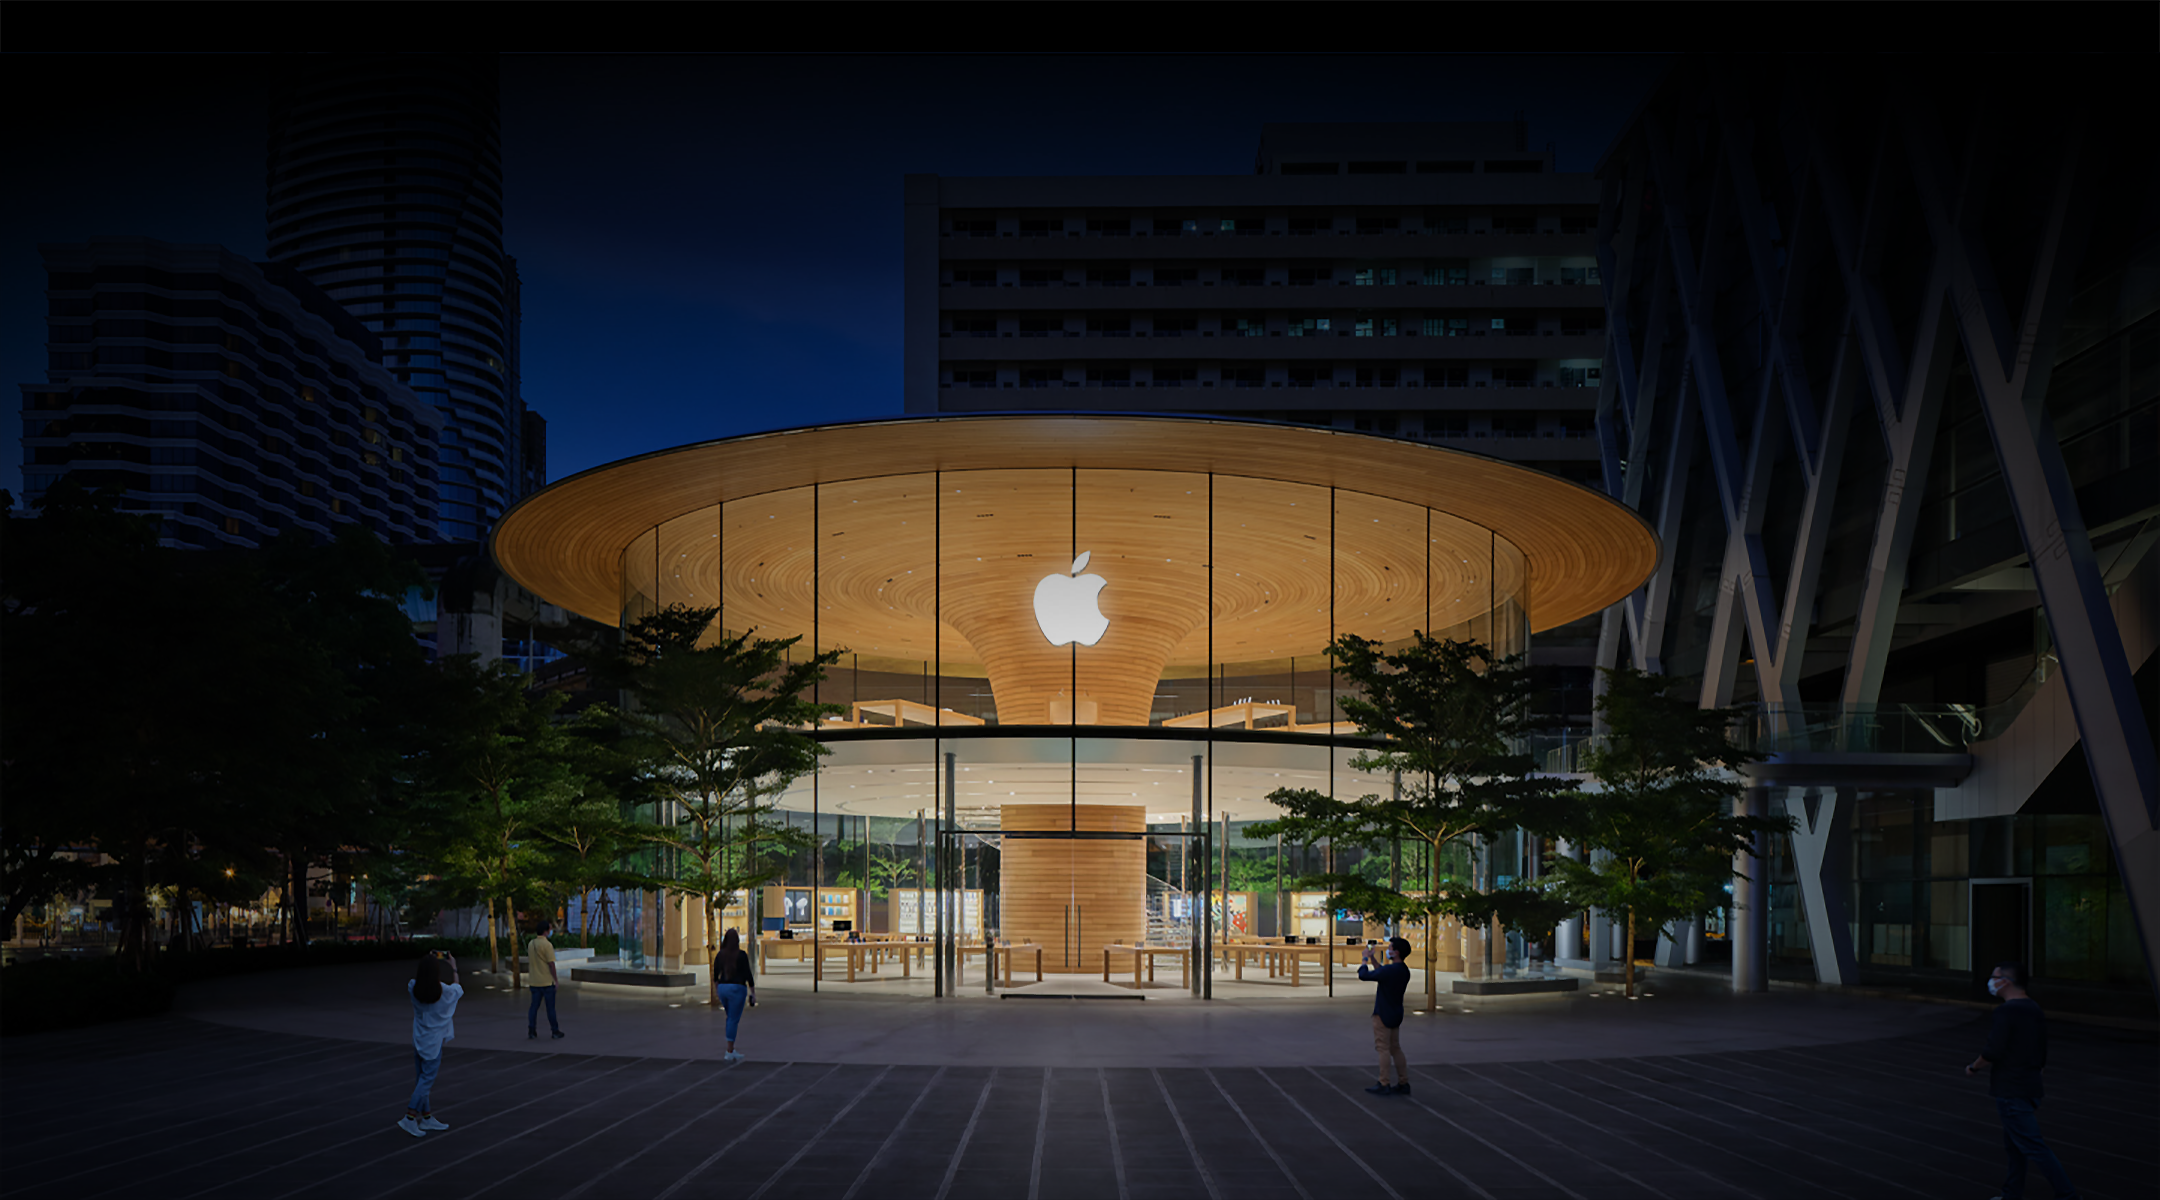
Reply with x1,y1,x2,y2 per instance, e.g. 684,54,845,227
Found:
266,55,538,543
18,237,441,548
904,122,1605,486
1595,59,2157,996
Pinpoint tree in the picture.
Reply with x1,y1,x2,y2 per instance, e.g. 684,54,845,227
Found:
414,657,604,986
1246,633,1575,1013
1544,666,1792,997
531,787,649,949
3,485,436,968
580,605,837,1002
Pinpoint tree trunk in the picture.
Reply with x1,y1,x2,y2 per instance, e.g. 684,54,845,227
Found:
705,888,720,1007
508,894,523,991
579,886,592,948
1424,838,1440,1012
116,849,153,974
1625,908,1637,999
486,896,502,975
290,849,309,945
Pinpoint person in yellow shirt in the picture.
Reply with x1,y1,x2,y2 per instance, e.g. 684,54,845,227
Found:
527,920,564,1040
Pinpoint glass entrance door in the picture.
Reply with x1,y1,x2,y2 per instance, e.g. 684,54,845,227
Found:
933,829,998,995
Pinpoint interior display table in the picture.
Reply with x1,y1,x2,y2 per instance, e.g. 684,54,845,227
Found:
995,943,1046,987
1223,942,1332,986
820,940,913,983
1101,945,1191,987
758,936,815,964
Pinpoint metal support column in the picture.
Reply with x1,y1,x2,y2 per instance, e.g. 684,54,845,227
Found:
1788,786,1860,985
1732,786,1771,993
1191,755,1203,998
938,752,955,997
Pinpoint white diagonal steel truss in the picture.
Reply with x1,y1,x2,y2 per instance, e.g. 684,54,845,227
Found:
1595,67,2159,992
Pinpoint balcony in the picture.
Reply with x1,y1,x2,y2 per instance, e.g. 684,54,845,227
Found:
1539,704,1981,787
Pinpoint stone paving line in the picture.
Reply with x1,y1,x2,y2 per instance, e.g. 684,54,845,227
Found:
3,1011,2152,1200
169,959,2002,1067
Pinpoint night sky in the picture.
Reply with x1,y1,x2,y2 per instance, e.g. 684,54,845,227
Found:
2,54,1670,504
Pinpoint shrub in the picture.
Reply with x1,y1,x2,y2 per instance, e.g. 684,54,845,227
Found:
0,959,177,1036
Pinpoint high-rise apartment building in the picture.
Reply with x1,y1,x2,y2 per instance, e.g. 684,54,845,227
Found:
266,55,540,543
18,237,442,548
905,122,1606,486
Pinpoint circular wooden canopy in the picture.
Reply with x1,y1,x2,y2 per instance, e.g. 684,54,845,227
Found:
492,416,1657,700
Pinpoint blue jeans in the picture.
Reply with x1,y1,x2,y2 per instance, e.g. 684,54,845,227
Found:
1995,1096,2078,1199
715,983,747,1041
527,984,559,1033
408,1053,440,1113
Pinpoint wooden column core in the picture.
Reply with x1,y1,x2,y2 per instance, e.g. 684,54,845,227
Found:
999,804,1146,972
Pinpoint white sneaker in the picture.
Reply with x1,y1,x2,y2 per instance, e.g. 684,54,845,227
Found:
397,1116,425,1138
418,1116,450,1131
724,1051,743,1063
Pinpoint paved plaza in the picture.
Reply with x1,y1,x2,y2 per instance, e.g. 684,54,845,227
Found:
3,961,2152,1199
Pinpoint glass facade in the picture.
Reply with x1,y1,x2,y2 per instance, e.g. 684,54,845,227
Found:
1755,789,2146,992
613,466,1531,993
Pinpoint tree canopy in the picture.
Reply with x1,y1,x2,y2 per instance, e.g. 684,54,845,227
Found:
571,604,839,1001
1246,632,1576,1012
1544,665,1790,996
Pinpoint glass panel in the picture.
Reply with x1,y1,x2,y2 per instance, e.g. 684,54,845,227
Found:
1332,490,1430,653
1426,508,1494,645
620,524,657,627
1493,531,1530,659
954,737,1060,964
1207,475,1334,729
938,468,1068,726
654,507,716,639
719,485,815,643
813,474,938,729
1075,468,1208,727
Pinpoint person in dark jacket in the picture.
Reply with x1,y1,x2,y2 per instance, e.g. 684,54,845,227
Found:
712,928,757,1063
1965,961,2080,1200
1357,936,1414,1095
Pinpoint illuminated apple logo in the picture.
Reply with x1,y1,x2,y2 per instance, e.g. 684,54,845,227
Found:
1033,551,1109,646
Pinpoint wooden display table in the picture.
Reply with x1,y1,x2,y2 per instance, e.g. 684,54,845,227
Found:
1162,701,1296,730
1222,942,1336,986
758,936,815,964
993,943,1046,987
1101,945,1191,987
819,940,913,983
850,699,985,728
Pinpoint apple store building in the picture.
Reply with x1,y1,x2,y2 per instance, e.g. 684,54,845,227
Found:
491,415,1656,996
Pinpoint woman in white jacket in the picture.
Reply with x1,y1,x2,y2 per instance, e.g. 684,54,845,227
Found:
400,953,464,1137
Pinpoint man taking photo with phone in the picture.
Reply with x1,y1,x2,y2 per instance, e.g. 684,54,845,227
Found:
1359,936,1414,1096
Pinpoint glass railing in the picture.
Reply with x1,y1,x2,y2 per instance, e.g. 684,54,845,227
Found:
1536,703,1997,773
1747,704,1981,753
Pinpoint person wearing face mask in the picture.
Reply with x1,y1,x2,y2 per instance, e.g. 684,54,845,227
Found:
1964,961,2080,1200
